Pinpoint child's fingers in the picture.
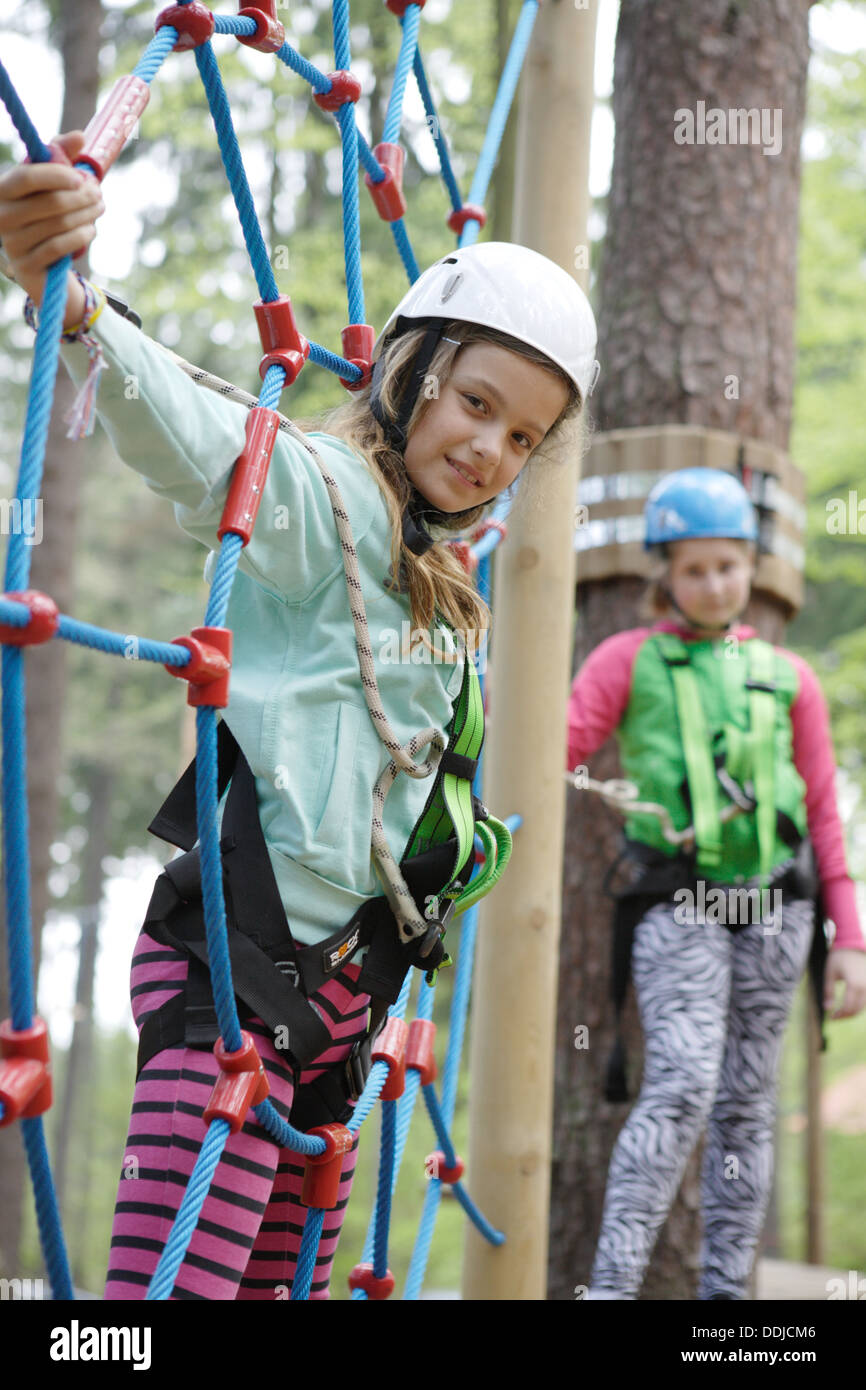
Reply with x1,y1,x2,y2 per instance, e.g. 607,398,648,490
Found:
3,216,97,277
0,177,101,234
0,158,89,204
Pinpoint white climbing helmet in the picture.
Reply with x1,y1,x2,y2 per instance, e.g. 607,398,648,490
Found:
376,240,599,406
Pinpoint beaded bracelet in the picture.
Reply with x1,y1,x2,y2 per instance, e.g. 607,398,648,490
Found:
23,270,106,339
23,271,108,440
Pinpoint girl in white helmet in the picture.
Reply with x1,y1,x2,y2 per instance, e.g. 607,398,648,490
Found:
0,133,596,1301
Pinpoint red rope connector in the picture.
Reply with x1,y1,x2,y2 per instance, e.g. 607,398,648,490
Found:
449,540,477,575
76,76,152,182
313,71,362,113
203,1031,270,1135
371,1017,408,1101
406,1018,436,1086
301,1123,354,1209
364,142,406,223
155,3,215,51
348,1262,395,1299
426,1150,464,1184
385,0,427,15
447,203,487,236
217,406,279,545
238,2,285,53
339,323,376,392
0,1017,52,1126
166,626,232,708
0,591,59,646
254,296,310,387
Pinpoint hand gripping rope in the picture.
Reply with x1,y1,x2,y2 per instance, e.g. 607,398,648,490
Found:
0,0,542,1301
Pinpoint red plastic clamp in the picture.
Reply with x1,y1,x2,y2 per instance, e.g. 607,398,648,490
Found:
166,626,232,708
203,1031,270,1135
447,203,487,236
155,3,215,51
348,1262,395,1299
406,1018,436,1086
426,1149,464,1184
0,1017,52,1125
339,323,376,392
386,0,427,15
238,3,285,53
217,406,279,545
371,1016,408,1101
254,296,310,387
364,142,406,222
77,76,151,182
0,591,59,647
449,540,477,575
313,71,362,113
76,76,151,182
301,1123,355,1209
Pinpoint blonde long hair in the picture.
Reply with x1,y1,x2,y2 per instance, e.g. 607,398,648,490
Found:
303,320,584,649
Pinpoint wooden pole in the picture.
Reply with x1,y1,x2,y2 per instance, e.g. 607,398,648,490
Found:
462,0,599,1301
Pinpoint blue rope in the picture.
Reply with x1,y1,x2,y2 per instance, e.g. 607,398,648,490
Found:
413,49,462,211
451,1180,506,1245
336,105,364,326
383,5,422,145
194,41,280,304
330,0,364,326
194,706,242,1053
372,1100,397,1278
56,615,191,666
213,15,258,38
277,41,333,94
133,27,179,84
461,0,541,249
390,218,421,283
6,263,69,594
291,1205,326,1301
0,599,30,628
21,1118,74,1299
0,56,51,159
146,1118,232,1299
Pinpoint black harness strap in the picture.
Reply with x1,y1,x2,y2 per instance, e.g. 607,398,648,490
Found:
134,721,456,1099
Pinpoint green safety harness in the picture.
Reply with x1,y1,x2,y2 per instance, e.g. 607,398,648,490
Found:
653,631,779,887
603,632,827,1102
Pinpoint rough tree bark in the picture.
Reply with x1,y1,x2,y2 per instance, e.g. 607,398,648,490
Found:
549,0,814,1301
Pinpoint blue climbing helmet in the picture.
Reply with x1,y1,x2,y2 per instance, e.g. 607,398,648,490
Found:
643,467,758,550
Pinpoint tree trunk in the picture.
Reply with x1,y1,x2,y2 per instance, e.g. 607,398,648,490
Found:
0,0,104,1278
549,0,814,1301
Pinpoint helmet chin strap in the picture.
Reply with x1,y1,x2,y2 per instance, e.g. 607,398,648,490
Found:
661,585,746,636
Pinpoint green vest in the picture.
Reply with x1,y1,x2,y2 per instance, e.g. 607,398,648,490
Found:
616,632,808,883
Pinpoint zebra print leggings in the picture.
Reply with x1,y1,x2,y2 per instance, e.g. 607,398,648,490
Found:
588,895,815,1300
104,930,370,1300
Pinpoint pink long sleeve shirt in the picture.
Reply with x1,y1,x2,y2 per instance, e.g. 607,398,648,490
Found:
566,620,864,952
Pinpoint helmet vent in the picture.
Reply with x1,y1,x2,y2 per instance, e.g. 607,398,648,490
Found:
440,272,463,303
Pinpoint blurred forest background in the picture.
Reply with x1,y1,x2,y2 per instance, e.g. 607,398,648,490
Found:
0,0,864,1296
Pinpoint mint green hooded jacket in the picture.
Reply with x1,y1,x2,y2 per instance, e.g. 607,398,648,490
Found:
61,303,465,946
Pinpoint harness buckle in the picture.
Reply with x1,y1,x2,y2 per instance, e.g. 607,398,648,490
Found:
344,1036,371,1102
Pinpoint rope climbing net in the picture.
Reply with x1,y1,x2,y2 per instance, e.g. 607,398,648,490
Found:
0,0,540,1301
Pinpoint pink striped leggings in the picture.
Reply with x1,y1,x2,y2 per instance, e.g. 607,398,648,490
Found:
105,929,370,1300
